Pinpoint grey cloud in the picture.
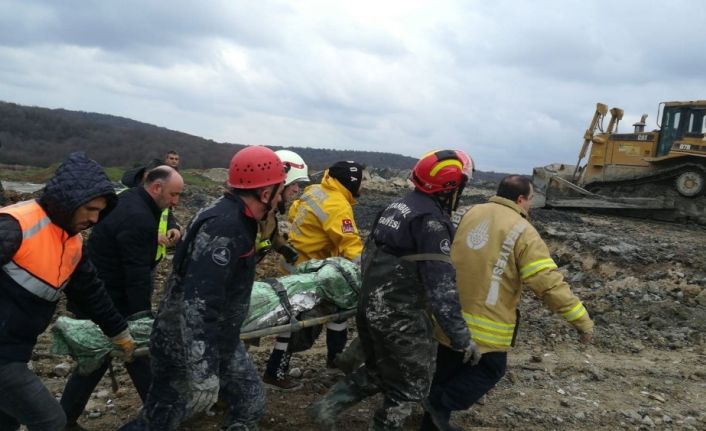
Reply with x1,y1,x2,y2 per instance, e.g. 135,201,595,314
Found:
0,0,291,64
0,1,702,173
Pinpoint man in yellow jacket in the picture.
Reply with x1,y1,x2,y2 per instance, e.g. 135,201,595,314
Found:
422,175,594,431
282,161,364,379
287,161,364,264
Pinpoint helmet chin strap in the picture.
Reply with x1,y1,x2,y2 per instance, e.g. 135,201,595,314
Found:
263,183,284,213
435,181,467,215
435,192,454,215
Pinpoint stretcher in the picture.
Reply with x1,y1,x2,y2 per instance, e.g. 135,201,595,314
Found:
51,257,360,374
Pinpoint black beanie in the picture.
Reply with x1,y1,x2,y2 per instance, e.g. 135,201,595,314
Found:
328,161,365,197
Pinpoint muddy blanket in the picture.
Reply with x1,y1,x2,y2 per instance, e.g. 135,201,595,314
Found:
51,257,360,374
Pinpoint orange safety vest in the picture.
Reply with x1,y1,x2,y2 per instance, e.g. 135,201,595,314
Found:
0,200,83,302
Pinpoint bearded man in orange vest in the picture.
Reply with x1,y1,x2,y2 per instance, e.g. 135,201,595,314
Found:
0,152,136,431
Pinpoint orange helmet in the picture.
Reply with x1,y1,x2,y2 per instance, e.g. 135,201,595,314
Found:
228,146,286,189
410,149,473,195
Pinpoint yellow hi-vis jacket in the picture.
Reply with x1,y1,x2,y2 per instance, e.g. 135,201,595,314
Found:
155,208,169,262
287,171,363,265
434,196,594,353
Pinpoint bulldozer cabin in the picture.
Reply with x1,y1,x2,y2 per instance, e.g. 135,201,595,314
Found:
532,100,706,224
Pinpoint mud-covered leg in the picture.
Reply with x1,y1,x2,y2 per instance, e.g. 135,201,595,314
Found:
307,366,380,431
220,341,266,430
369,316,436,431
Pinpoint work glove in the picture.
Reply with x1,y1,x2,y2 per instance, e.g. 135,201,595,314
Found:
578,330,593,344
187,375,220,415
278,243,299,264
110,329,136,363
462,340,482,366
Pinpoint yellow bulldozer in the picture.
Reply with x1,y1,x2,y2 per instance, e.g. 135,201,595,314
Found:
532,100,706,224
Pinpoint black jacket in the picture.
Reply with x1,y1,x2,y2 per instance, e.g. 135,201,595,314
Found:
75,186,162,317
149,192,258,383
362,190,471,350
0,152,127,363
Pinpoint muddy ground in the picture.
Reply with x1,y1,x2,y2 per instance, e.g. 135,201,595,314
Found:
20,178,706,431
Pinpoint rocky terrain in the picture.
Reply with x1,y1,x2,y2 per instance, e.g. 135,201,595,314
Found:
7,170,706,430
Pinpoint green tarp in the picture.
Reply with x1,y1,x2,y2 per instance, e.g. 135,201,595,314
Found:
51,257,360,374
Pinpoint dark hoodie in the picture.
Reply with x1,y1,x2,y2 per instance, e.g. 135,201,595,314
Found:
0,152,127,363
120,158,164,189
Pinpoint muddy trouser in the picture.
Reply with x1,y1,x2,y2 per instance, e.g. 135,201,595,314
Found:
315,312,435,430
119,341,265,431
420,345,507,431
60,356,151,424
0,362,66,431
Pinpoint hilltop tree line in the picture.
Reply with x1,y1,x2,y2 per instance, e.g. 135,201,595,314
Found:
0,101,509,182
0,101,418,171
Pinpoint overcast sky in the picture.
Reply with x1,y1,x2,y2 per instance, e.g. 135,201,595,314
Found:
1,1,704,173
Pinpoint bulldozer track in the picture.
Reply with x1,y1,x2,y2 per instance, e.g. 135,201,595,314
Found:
584,164,706,224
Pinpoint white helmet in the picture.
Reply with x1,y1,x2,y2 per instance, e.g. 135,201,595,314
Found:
276,150,310,186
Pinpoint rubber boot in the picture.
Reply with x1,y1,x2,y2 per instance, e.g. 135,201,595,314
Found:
420,399,460,431
307,380,365,431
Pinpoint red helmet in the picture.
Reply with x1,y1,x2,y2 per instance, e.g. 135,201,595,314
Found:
410,149,473,195
228,146,286,189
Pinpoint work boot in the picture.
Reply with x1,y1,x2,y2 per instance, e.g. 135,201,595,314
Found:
307,379,366,431
420,399,460,431
307,399,337,431
326,358,337,369
262,372,302,391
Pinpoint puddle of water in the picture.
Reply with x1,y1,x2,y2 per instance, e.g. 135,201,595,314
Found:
1,181,44,193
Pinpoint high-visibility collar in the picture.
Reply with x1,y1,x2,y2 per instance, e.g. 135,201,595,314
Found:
0,200,83,301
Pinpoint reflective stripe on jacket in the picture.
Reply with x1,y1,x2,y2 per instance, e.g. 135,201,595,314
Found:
0,200,82,301
155,208,169,262
434,196,593,353
287,171,363,263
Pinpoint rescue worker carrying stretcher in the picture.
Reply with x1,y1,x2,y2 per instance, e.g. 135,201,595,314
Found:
254,150,309,265
264,161,366,390
257,150,316,391
421,175,594,431
308,150,481,431
119,146,286,431
0,152,135,431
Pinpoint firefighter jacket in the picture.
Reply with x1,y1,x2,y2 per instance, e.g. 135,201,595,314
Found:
148,191,258,390
287,171,363,264
70,186,162,317
360,190,471,351
435,196,594,353
0,152,126,363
